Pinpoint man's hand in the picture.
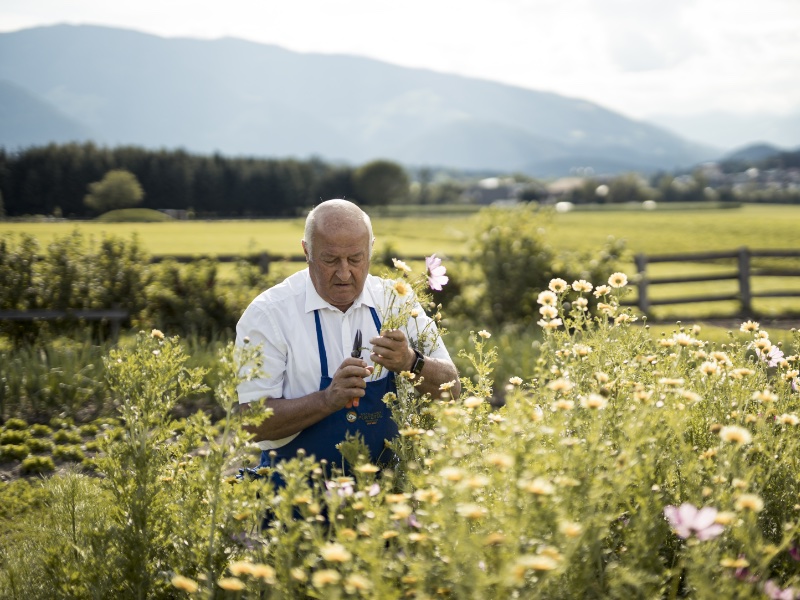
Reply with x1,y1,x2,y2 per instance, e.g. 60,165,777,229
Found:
326,357,373,410
370,329,415,374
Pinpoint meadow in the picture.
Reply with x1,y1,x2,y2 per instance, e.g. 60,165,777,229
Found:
2,285,800,598
3,204,800,597
3,204,799,258
4,203,800,320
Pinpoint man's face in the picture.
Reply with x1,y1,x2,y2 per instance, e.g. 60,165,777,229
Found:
304,218,371,312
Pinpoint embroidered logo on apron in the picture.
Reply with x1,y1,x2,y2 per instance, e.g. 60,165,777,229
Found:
346,411,358,423
359,410,383,425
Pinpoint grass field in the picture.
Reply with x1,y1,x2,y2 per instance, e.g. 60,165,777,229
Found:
3,204,800,320
3,204,798,257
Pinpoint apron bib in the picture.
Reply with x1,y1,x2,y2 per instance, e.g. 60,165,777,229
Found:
259,306,398,477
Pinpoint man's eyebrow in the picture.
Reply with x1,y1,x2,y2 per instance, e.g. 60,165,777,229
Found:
318,250,366,261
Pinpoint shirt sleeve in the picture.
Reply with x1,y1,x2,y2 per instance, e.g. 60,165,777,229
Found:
235,302,288,404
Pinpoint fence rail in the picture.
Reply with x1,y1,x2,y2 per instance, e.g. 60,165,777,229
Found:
148,253,433,273
627,247,800,316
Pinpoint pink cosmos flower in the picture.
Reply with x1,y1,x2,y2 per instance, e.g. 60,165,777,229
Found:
663,503,724,541
765,346,785,367
426,254,449,291
764,580,797,600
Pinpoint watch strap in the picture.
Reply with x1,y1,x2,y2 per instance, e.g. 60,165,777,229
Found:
411,348,425,375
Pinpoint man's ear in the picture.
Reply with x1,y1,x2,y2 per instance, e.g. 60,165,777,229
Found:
302,240,310,263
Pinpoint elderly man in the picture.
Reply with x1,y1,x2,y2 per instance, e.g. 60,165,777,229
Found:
236,199,460,471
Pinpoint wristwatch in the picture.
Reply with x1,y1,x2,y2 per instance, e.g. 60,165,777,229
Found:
410,348,425,376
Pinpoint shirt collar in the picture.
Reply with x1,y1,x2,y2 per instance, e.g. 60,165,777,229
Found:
303,270,377,314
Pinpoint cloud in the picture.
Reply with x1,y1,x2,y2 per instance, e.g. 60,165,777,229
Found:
1,0,799,125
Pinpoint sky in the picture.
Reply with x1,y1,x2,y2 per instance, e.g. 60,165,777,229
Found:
3,0,800,147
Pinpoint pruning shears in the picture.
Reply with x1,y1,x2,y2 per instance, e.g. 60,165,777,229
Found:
351,329,362,359
350,329,362,408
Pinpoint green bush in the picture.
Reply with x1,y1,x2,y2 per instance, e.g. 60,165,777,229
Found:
0,339,111,423
0,478,47,527
471,203,558,324
3,418,28,430
0,233,150,343
51,445,85,463
469,204,625,326
78,423,99,437
95,208,172,223
102,426,125,442
52,430,82,445
49,416,74,430
26,438,53,453
0,430,28,445
29,424,53,437
0,444,29,461
19,455,55,475
141,259,235,338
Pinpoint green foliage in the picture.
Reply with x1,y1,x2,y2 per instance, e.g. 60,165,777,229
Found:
1,143,339,218
0,430,29,445
141,259,234,337
96,208,172,222
78,423,99,437
0,444,28,461
467,204,625,326
29,423,53,437
49,416,74,430
0,232,150,342
0,478,46,522
471,204,559,324
353,159,410,205
52,445,85,463
19,455,55,475
2,288,800,597
3,418,28,430
52,429,82,445
83,169,145,214
26,438,53,453
0,232,268,348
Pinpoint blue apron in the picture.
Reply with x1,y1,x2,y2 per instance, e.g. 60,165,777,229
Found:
259,306,399,476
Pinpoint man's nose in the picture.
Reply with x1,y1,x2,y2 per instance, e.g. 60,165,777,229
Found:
335,259,351,280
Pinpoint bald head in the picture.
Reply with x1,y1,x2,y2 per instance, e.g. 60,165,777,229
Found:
303,199,374,259
302,200,374,311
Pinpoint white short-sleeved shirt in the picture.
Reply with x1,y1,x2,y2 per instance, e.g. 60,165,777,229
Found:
235,269,452,450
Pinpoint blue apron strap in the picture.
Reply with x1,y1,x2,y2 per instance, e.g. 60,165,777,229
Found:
313,310,329,379
368,306,382,332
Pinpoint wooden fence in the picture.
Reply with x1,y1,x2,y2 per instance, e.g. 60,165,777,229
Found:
627,247,800,316
4,249,799,331
149,253,432,273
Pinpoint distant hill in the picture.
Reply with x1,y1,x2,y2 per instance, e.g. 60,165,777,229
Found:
0,24,718,176
723,143,784,163
649,111,800,152
0,79,93,147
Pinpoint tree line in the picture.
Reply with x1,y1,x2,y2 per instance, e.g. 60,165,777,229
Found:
0,143,413,218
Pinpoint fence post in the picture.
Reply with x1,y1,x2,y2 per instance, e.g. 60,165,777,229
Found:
635,253,649,315
738,246,752,316
257,253,271,274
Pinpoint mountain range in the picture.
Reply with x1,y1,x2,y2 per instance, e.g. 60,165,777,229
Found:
0,24,733,176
